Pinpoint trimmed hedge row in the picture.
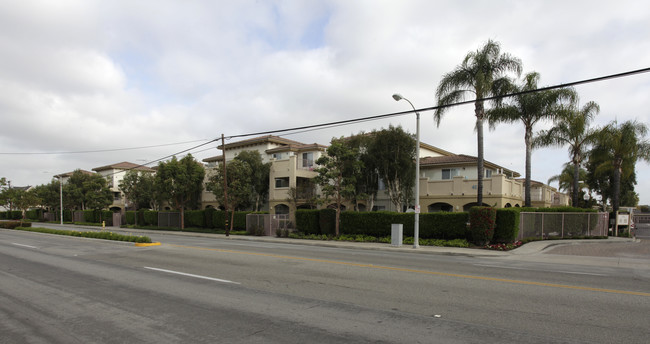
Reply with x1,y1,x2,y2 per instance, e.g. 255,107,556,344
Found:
12,226,151,243
0,211,23,220
124,210,256,230
296,209,470,240
0,221,33,229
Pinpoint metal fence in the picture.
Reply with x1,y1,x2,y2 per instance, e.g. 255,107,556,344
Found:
517,212,609,240
158,212,181,228
246,214,291,236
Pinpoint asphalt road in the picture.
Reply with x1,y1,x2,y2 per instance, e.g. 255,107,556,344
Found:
1,227,649,343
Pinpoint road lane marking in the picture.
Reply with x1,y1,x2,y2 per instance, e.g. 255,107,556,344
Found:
473,264,608,276
144,267,240,284
12,243,38,249
168,244,650,297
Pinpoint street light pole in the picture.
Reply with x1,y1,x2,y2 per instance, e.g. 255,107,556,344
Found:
58,175,63,225
392,93,420,248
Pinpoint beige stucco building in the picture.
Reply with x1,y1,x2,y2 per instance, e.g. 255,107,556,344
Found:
91,162,155,211
200,135,569,218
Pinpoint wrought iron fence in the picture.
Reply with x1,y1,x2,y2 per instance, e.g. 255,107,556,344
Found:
158,212,181,228
517,212,609,240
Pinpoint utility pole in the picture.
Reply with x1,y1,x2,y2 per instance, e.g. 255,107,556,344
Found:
221,134,229,236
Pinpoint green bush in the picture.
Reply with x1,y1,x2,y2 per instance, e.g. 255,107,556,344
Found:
13,226,151,243
204,208,216,228
419,212,469,240
296,209,320,234
493,209,520,243
469,207,497,245
143,210,158,226
125,211,135,225
25,209,43,221
0,221,32,229
211,211,249,230
319,208,337,235
184,210,205,228
83,210,96,223
3,211,23,220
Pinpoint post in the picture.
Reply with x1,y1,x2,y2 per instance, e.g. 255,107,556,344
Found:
221,134,229,235
59,175,63,225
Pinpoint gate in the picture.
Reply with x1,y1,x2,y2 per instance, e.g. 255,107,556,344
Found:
158,212,181,228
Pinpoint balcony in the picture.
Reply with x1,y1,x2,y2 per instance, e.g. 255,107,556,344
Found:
421,174,523,199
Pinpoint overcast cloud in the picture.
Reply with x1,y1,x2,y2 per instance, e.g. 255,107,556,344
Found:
1,0,649,204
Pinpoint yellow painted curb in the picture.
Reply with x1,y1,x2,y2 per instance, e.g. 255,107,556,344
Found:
135,242,161,247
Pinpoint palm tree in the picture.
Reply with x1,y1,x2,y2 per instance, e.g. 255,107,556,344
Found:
547,162,588,196
487,72,576,206
590,120,650,212
435,39,522,205
534,101,600,206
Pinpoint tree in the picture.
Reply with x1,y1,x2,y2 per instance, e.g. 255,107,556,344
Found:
588,120,650,212
487,72,576,206
435,39,522,205
534,101,600,206
12,189,42,224
547,163,596,208
367,126,416,211
32,180,61,214
233,150,270,211
155,155,205,229
346,133,379,211
206,159,253,234
314,137,363,236
119,170,157,211
62,170,112,211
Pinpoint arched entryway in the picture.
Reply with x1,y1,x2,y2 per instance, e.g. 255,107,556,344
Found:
427,202,453,212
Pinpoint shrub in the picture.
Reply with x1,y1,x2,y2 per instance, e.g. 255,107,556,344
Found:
143,210,158,226
0,221,32,229
25,209,44,221
296,209,320,234
419,212,469,240
204,208,216,228
184,210,205,228
468,207,497,245
13,226,151,243
319,208,337,235
493,209,520,243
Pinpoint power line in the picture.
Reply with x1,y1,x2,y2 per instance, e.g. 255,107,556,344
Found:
0,139,210,155
226,67,650,140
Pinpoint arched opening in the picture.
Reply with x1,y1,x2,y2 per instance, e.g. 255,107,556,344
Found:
462,202,490,212
504,203,512,208
109,206,122,213
205,205,214,209
427,202,453,212
357,204,367,212
274,204,290,214
514,204,520,208
297,204,315,210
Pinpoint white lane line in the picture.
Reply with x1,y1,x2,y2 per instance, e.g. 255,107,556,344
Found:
12,243,38,249
473,264,607,276
144,267,240,284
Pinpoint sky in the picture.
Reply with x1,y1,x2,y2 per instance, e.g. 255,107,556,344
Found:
1,0,649,205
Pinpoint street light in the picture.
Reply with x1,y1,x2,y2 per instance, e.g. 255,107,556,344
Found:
392,93,420,248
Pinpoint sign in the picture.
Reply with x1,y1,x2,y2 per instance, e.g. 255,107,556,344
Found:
617,214,629,226
415,205,421,214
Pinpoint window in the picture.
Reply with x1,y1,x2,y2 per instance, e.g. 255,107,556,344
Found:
272,153,283,160
377,178,386,190
275,177,290,188
485,169,492,178
302,152,314,168
442,168,459,180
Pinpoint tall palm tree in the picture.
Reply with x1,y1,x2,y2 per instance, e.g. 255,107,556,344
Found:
435,39,522,205
590,120,650,212
547,162,588,196
534,101,600,206
487,72,576,206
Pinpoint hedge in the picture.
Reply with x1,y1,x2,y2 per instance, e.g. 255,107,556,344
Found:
296,209,320,234
185,210,206,228
13,226,151,243
468,207,496,245
0,221,32,229
1,211,23,220
296,210,469,240
493,209,520,243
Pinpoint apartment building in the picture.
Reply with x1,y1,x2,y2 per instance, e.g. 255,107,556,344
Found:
91,162,155,211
